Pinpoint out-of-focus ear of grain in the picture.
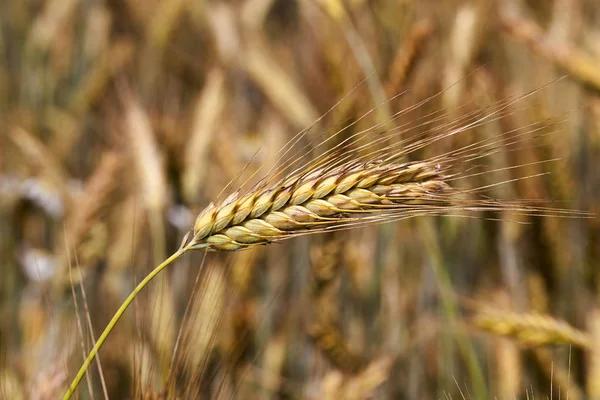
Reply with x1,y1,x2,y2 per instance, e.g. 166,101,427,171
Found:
55,151,121,285
18,286,74,399
258,333,287,398
474,306,592,348
123,91,168,215
177,262,226,381
384,18,435,96
69,39,135,116
486,291,522,397
130,339,163,396
146,0,188,49
500,7,600,92
26,0,78,52
443,3,485,110
0,368,25,400
230,247,262,296
18,290,49,380
145,271,176,382
243,42,319,131
8,127,70,208
182,68,226,205
309,234,365,374
495,336,521,399
321,357,392,400
28,358,68,400
106,194,145,272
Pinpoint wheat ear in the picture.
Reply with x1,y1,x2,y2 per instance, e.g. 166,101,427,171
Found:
63,159,452,398
188,160,451,251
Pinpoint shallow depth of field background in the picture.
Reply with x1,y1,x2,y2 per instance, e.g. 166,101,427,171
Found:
1,0,600,398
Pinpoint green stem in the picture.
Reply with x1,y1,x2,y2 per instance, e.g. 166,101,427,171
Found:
63,247,189,400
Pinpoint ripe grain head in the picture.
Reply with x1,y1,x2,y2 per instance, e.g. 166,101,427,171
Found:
189,160,451,251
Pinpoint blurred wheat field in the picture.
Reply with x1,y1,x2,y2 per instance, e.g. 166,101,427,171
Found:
1,0,600,399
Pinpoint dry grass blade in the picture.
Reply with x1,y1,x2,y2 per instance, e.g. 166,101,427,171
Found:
474,307,592,348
